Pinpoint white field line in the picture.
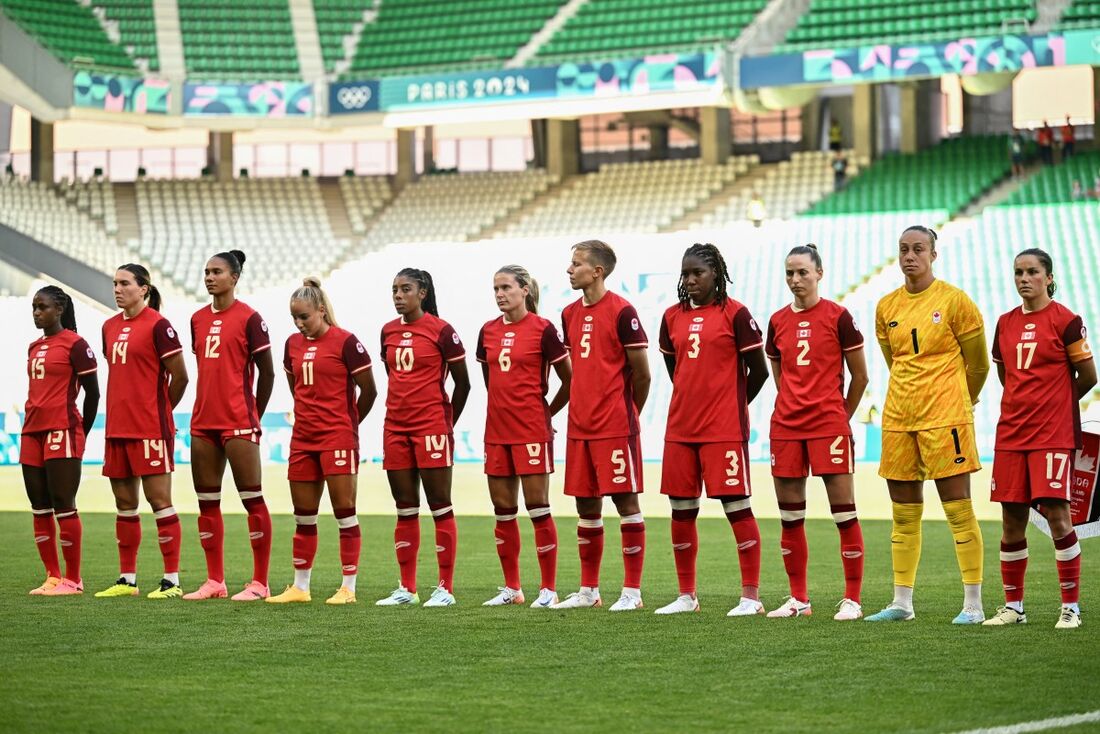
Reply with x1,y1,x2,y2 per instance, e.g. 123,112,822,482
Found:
951,710,1100,734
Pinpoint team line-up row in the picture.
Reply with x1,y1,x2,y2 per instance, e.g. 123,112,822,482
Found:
21,230,1092,628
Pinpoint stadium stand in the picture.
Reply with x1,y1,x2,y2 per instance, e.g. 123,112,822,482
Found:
314,0,374,74
1055,0,1100,28
178,0,299,79
805,136,1010,216
345,0,565,76
61,179,119,235
1004,150,1100,204
338,176,394,236
779,0,1038,52
92,0,159,71
535,0,768,62
0,0,135,70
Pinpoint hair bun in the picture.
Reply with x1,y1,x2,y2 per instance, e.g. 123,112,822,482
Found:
230,249,247,265
806,243,819,251
303,276,322,288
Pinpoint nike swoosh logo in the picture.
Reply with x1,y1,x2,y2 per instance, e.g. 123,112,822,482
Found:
394,541,411,550
672,542,692,551
536,544,557,553
841,551,863,558
736,540,757,551
249,532,264,540
623,546,642,554
955,540,971,545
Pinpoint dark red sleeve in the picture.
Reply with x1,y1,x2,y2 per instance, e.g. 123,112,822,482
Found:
437,323,466,362
475,326,487,363
990,318,1003,363
541,321,568,364
560,313,572,350
190,315,197,355
733,306,764,352
246,311,272,354
283,337,293,374
70,337,98,375
764,317,779,360
341,333,372,375
616,305,648,347
837,308,864,352
154,318,184,360
1061,315,1086,347
658,313,674,355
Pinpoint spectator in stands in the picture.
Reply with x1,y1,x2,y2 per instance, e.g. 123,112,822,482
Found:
1072,180,1084,200
832,151,849,191
1009,133,1026,178
1061,116,1075,160
1037,121,1054,166
747,192,766,228
829,120,843,152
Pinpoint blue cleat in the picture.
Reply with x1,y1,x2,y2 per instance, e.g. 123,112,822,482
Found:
864,604,915,622
951,606,985,625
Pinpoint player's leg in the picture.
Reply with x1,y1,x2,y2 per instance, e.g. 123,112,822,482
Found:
867,430,923,621
42,456,84,593
709,443,761,617
224,436,271,599
769,476,811,617
485,473,524,606
1043,499,1082,629
185,434,228,599
552,439,604,609
822,472,864,620
378,468,422,605
984,501,1030,625
520,469,558,608
22,460,61,593
421,465,457,607
655,441,702,615
95,471,143,597
268,479,323,603
604,436,645,612
141,472,183,599
325,469,360,605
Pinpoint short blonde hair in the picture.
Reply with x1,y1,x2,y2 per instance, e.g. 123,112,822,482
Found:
572,239,617,277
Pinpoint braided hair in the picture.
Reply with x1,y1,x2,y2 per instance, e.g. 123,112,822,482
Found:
677,243,732,309
37,285,78,332
396,268,439,317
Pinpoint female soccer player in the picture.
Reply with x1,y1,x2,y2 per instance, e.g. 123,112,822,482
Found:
867,226,990,624
22,286,99,595
184,250,276,601
95,264,190,600
654,243,769,616
764,244,869,620
984,249,1095,629
476,265,571,608
377,268,471,608
268,278,376,605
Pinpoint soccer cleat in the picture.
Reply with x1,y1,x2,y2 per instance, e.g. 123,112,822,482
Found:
726,597,765,617
483,587,525,606
147,579,183,600
94,578,139,598
266,585,311,604
865,604,915,622
325,586,357,605
423,584,456,607
833,598,863,621
952,606,985,625
231,581,270,601
654,594,700,615
41,578,83,596
375,585,420,607
530,588,559,609
550,587,602,609
183,579,228,600
609,591,644,612
767,596,813,618
29,576,61,595
982,606,1027,626
1055,606,1081,629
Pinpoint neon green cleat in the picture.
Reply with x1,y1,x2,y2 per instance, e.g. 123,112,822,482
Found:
147,579,183,599
94,578,139,598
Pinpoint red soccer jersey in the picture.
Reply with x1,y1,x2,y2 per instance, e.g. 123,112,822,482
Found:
23,330,98,434
477,312,568,444
660,298,763,443
381,313,466,435
283,326,372,450
765,299,864,440
992,301,1092,450
102,307,183,440
191,301,271,432
562,290,648,440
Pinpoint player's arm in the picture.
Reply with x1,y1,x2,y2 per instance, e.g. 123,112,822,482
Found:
1073,358,1097,398
843,348,869,417
658,314,675,380
768,356,781,390
764,319,780,390
662,353,676,380
78,372,100,436
548,356,571,417
480,362,490,389
958,328,990,405
353,368,377,423
626,347,651,412
163,352,189,408
253,349,275,418
449,359,471,425
743,347,768,404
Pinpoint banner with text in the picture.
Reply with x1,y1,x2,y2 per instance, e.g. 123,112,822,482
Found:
183,81,313,117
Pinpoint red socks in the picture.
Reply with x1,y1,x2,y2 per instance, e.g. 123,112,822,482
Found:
55,509,82,583
335,507,361,577
116,511,141,575
620,515,646,590
779,501,809,603
241,489,272,586
154,507,182,575
1000,539,1028,605
394,504,420,593
292,510,319,571
529,504,557,591
430,503,457,593
832,503,864,603
577,514,605,588
725,500,761,592
31,509,61,579
670,506,699,595
1055,531,1082,605
195,487,224,583
494,506,521,590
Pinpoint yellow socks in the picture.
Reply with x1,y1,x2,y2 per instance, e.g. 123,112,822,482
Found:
890,501,924,589
943,498,983,585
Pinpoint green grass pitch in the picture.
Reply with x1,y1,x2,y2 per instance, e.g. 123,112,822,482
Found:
2,512,1097,732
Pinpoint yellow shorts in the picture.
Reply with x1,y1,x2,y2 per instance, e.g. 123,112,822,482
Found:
879,424,981,481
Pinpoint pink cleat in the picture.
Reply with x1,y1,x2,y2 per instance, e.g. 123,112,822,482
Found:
183,579,228,600
42,578,84,595
231,580,270,601
29,576,61,595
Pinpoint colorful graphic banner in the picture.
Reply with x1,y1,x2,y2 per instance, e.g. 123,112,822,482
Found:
740,30,1100,89
72,71,170,114
330,52,721,114
183,81,313,117
1030,430,1100,539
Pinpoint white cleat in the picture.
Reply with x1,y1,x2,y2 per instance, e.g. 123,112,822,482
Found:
951,605,986,625
983,606,1027,626
482,586,525,606
654,594,700,615
530,588,559,609
1055,606,1081,629
833,598,863,621
727,597,765,617
423,583,457,607
767,596,812,618
549,587,601,609
608,590,644,612
375,584,420,607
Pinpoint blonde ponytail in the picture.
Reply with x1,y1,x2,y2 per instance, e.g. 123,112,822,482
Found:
291,276,338,326
496,264,540,314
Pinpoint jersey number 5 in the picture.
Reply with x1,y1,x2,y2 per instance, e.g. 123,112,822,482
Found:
579,333,592,359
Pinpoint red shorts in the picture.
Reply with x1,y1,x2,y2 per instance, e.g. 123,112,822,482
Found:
564,436,643,497
770,435,855,478
662,441,750,498
20,428,86,467
991,449,1073,505
191,428,260,448
288,448,359,482
485,441,553,476
103,437,175,478
383,431,453,471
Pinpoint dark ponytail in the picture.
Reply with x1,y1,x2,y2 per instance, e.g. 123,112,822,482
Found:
1016,247,1057,298
118,263,162,311
397,267,439,316
213,249,246,277
787,242,823,269
37,285,77,332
